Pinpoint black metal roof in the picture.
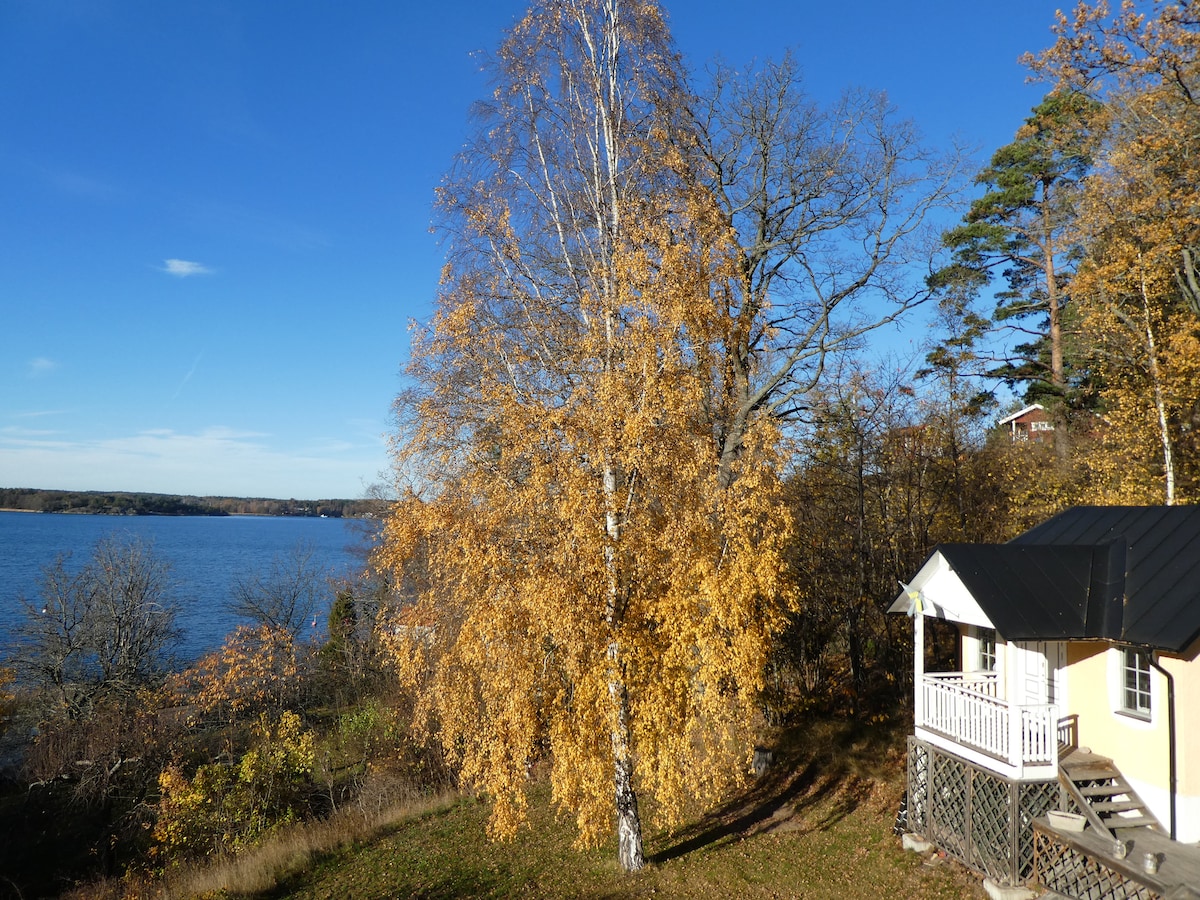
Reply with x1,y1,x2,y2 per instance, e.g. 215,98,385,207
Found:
935,506,1200,654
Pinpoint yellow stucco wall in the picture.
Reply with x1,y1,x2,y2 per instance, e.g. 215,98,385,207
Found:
1065,644,1162,782
1170,641,1200,802
1064,640,1200,840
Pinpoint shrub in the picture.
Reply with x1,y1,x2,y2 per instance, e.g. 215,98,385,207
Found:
12,534,180,720
171,624,304,724
153,710,315,861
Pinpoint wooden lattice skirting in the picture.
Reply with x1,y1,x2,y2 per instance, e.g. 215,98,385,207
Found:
1032,827,1160,900
906,737,1059,885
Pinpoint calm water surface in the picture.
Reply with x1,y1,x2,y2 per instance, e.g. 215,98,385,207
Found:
0,512,369,661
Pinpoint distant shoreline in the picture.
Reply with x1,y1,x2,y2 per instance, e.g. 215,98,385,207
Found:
0,508,371,519
0,489,381,519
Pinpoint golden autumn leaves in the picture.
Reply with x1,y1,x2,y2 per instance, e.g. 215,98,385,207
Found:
378,192,797,855
374,0,813,869
371,0,978,866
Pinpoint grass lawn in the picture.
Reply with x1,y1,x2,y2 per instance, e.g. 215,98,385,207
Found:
231,716,987,900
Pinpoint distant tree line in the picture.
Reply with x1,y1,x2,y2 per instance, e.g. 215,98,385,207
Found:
0,488,380,518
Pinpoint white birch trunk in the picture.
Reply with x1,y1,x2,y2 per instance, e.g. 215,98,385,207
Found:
608,651,644,871
1140,266,1176,504
587,0,647,871
604,458,644,871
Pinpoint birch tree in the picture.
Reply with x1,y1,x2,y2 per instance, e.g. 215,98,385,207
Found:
379,0,793,872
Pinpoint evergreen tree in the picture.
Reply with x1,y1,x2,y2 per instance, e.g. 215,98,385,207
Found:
934,91,1099,416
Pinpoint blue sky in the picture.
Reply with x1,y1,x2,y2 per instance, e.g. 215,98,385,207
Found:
2,1,1065,500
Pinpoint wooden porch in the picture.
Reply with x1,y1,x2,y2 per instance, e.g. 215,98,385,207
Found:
906,736,1060,886
907,736,1200,896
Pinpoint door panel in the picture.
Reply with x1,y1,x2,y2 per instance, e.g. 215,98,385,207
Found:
1020,641,1064,706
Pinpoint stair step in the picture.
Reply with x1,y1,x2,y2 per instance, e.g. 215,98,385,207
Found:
1110,815,1158,830
1079,784,1127,798
1061,749,1113,766
1067,767,1118,781
1093,800,1144,814
1059,754,1165,836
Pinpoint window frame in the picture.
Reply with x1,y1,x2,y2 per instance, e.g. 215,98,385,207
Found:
978,628,997,673
1120,647,1152,720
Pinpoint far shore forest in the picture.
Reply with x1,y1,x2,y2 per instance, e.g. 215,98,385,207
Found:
0,488,377,519
3,1,1200,897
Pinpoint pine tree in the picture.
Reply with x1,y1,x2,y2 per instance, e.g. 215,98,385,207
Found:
1028,0,1200,502
936,91,1099,421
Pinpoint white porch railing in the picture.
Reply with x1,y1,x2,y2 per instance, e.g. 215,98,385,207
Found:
919,672,1059,769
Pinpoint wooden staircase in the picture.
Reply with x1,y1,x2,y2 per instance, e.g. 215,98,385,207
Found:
1058,748,1165,839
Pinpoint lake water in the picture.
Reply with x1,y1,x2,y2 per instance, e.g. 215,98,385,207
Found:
0,511,371,661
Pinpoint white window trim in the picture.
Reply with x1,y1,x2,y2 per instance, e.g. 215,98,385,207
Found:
1110,647,1155,726
978,627,997,673
964,625,1003,698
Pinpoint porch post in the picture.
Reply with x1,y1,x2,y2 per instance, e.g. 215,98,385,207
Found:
1007,642,1023,773
914,611,925,728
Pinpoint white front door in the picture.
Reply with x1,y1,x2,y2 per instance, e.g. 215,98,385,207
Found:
1020,640,1064,707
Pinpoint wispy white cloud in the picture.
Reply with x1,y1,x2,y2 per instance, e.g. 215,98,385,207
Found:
172,351,205,401
47,168,120,200
0,425,62,439
160,258,213,277
27,357,58,377
0,426,383,499
187,200,329,252
14,409,72,419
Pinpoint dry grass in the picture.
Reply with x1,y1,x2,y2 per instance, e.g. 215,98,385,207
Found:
61,714,987,900
168,795,456,899
58,791,456,900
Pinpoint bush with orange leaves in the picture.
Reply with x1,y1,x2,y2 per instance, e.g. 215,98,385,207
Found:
171,624,306,725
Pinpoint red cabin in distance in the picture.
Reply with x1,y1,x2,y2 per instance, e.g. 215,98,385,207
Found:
998,403,1055,444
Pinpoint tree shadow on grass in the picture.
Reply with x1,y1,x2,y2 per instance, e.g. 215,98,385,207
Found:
649,758,828,863
649,715,904,864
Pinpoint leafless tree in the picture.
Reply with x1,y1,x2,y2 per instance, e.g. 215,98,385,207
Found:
678,55,969,485
227,541,324,639
13,534,180,720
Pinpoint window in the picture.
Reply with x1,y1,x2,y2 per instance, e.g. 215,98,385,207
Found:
979,628,997,672
1030,420,1055,432
1122,649,1152,717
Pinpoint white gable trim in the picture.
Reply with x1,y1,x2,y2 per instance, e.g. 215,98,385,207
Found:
888,550,997,631
998,403,1046,426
